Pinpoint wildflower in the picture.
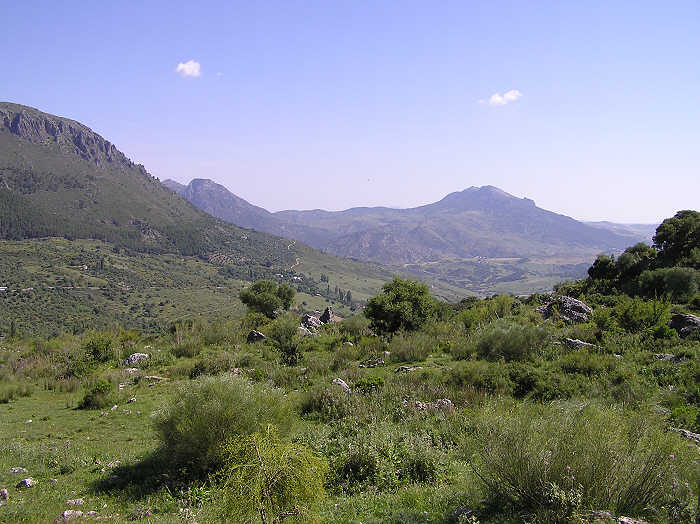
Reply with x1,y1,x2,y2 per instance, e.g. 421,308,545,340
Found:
566,465,571,471
669,454,675,459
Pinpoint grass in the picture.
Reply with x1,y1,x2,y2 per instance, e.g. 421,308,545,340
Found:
0,293,698,523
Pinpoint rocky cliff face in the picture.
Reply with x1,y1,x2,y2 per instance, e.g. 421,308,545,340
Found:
0,102,133,168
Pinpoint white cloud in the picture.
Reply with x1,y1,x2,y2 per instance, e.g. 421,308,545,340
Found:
485,89,523,106
175,60,201,78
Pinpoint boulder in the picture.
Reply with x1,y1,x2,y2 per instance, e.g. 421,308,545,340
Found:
54,510,83,522
301,314,322,330
0,488,8,501
320,306,334,324
668,426,700,445
297,326,317,337
124,353,149,366
16,478,36,489
10,467,27,474
332,378,351,394
536,295,592,324
246,330,266,343
66,499,84,506
404,398,455,413
668,313,700,338
564,338,598,350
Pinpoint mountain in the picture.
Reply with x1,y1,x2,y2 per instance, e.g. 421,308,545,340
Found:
169,179,637,265
584,221,657,245
0,102,294,267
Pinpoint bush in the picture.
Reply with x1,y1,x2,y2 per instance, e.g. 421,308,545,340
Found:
613,297,671,334
267,313,302,366
239,280,295,318
82,333,114,363
364,278,436,335
301,386,352,422
467,402,699,520
354,375,385,394
153,374,295,473
470,319,551,362
189,350,236,379
78,379,114,409
216,426,328,523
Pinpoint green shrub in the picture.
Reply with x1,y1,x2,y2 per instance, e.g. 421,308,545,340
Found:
468,402,698,520
267,313,303,366
0,380,34,403
301,386,352,422
354,375,385,394
82,333,114,363
171,337,204,358
190,350,236,379
613,297,671,334
153,374,295,473
78,379,114,409
216,426,328,523
470,319,551,362
364,277,436,335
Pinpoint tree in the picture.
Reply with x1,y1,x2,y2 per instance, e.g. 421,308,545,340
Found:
653,210,700,269
364,277,436,335
240,280,296,319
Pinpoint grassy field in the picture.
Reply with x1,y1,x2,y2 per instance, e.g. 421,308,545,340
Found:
0,290,698,523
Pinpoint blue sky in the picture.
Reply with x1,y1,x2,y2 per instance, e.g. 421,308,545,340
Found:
2,1,699,222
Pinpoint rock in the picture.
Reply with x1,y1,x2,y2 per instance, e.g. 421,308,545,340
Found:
247,330,266,343
124,353,149,366
453,506,477,520
618,517,648,524
404,398,455,413
86,511,98,516
654,353,688,364
301,314,322,330
54,510,83,522
106,461,121,469
110,405,118,411
10,467,28,474
332,378,351,394
25,419,32,424
0,488,8,501
564,338,598,350
320,306,334,324
536,295,592,324
16,478,36,489
231,368,242,375
582,510,614,523
123,368,139,374
49,478,58,483
297,326,317,337
668,313,700,337
395,365,423,373
343,341,354,346
359,357,384,369
668,427,700,445
66,499,84,506
127,397,136,403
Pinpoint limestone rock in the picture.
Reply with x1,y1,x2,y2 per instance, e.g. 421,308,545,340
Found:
16,477,36,489
124,353,149,366
332,378,351,394
536,295,592,324
668,313,700,337
564,338,598,350
66,499,84,506
247,330,266,343
301,314,322,330
10,467,27,474
54,510,83,522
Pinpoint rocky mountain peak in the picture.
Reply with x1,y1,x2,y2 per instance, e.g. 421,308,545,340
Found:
0,102,134,168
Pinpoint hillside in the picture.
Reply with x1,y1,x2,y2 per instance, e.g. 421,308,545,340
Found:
0,102,294,267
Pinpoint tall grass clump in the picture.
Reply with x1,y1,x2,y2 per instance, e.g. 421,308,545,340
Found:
153,374,295,473
467,401,699,521
463,319,551,362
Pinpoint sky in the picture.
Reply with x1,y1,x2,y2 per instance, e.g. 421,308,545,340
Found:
2,1,699,223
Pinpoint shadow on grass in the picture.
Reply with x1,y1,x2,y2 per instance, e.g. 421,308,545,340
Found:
90,447,205,500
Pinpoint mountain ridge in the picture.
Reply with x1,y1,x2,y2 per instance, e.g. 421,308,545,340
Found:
166,177,642,265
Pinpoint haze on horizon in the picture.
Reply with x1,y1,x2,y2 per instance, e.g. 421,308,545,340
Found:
2,1,698,224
